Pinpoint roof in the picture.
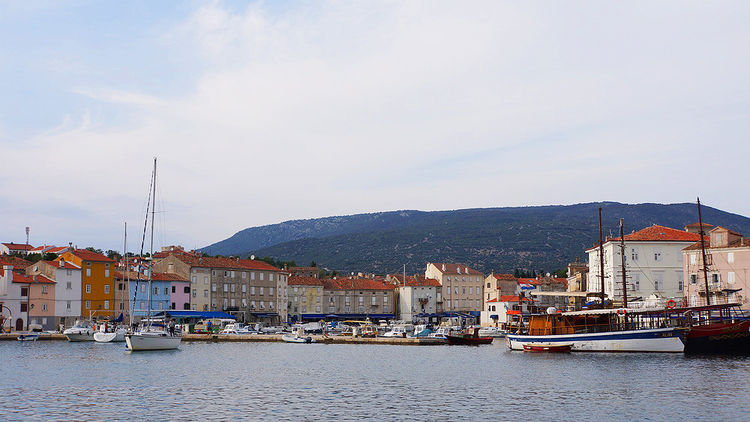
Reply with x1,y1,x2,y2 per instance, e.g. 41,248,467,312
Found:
683,236,750,251
288,275,325,286
429,263,482,275
2,243,35,251
0,255,32,269
69,249,115,262
322,278,393,290
492,273,516,281
114,270,188,282
389,274,442,287
586,225,703,251
709,226,743,237
171,255,283,272
153,310,236,320
289,266,320,272
499,295,532,302
11,274,54,284
40,260,80,270
487,298,498,303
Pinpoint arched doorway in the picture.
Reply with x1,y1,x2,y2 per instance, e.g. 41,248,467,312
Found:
15,318,24,331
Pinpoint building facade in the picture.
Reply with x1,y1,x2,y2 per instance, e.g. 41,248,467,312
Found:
57,249,116,319
26,259,82,328
425,262,484,313
586,225,700,305
319,277,395,320
393,276,440,322
287,276,325,322
683,226,750,308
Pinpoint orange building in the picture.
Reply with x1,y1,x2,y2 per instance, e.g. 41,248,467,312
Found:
57,249,115,319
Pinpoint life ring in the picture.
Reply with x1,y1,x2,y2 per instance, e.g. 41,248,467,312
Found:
666,299,676,309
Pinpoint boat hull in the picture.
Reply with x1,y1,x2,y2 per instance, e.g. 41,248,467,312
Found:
523,343,572,352
446,335,494,345
64,332,95,342
281,334,315,343
17,334,39,341
94,330,126,343
506,327,685,353
125,333,181,351
685,320,750,354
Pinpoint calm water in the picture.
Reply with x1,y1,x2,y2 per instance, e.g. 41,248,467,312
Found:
1,340,749,421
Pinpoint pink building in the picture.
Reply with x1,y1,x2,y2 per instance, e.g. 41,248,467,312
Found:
683,226,750,308
170,280,191,311
27,274,56,330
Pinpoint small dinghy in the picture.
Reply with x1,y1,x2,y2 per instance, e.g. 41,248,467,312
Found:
522,343,573,353
17,333,40,342
282,334,315,344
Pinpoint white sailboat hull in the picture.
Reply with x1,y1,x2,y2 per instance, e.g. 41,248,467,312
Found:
64,331,95,342
125,332,181,351
506,327,685,353
94,329,127,343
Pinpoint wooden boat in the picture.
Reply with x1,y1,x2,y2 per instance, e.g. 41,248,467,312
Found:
282,334,316,344
667,303,750,354
523,343,572,352
445,327,494,345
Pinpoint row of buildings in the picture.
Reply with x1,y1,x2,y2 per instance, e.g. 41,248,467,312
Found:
2,221,748,330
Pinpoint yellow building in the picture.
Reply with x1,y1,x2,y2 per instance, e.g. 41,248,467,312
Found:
57,249,116,319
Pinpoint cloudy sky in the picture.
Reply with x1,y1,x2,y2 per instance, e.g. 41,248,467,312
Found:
1,1,749,252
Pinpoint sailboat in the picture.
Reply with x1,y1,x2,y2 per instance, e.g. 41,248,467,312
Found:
505,209,688,352
125,158,182,351
95,224,129,343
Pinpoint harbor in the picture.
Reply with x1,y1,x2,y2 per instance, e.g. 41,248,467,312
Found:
3,340,750,421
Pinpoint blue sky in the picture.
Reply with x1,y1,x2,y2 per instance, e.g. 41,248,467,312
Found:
1,1,749,252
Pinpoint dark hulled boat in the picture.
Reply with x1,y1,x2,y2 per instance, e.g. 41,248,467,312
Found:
670,303,750,354
445,327,494,345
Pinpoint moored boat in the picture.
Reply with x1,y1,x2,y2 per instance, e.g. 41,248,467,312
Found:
445,327,494,345
63,320,95,342
506,308,687,353
17,333,40,341
523,342,572,352
670,303,750,354
282,334,316,343
94,326,127,343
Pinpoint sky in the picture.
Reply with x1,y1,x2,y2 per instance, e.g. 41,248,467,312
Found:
1,1,749,253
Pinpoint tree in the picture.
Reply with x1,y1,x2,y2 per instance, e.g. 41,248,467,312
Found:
554,268,568,278
310,261,317,268
85,247,104,255
42,252,58,261
106,250,122,261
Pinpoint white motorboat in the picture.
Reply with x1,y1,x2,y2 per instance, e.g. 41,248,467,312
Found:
219,323,254,335
94,326,128,343
282,334,315,343
63,320,95,342
478,327,507,338
428,326,458,339
381,324,414,338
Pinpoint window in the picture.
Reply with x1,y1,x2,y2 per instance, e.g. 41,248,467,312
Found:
632,273,640,291
231,284,236,293
486,282,490,288
212,270,216,276
21,303,28,312
728,252,735,264
372,296,377,305
454,287,458,294
315,306,321,312
66,269,72,276
689,254,697,265
154,287,159,295
260,301,265,309
345,296,350,304
118,283,124,291
728,271,735,284
250,286,256,295
42,285,48,294
329,306,335,313
270,302,274,309
269,287,274,296
66,301,71,310
212,284,216,292
203,304,208,311
184,286,190,294
66,281,72,290
86,300,91,309
712,274,720,284
158,302,163,310
345,306,351,313
260,287,264,295
204,290,208,297
302,296,307,303
104,263,110,277
358,296,364,303
172,285,176,293
224,271,228,277
653,273,663,291
192,290,197,298
141,284,146,293
231,271,235,278
383,296,388,304
231,299,235,307
104,300,110,309
302,306,307,312
242,298,247,307
85,284,91,294
242,272,246,279
42,303,47,312
192,304,197,311
294,297,298,303
690,274,697,284
104,285,110,294
120,302,124,310
192,276,197,283
204,276,209,285
223,284,228,292
251,272,255,280
260,273,264,281
654,250,662,261
269,273,274,281
677,272,684,291
242,284,247,293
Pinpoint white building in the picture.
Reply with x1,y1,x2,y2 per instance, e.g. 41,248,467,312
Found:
0,265,30,331
393,276,441,321
586,225,701,304
480,295,533,327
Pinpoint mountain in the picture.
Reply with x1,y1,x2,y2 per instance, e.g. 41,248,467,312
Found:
200,202,750,275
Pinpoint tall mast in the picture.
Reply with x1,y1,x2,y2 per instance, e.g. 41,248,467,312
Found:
619,218,627,308
124,221,128,326
697,197,710,306
147,158,156,323
599,207,604,307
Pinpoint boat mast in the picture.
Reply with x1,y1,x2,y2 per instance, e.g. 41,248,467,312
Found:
599,207,604,308
147,158,157,326
697,197,710,306
619,218,627,308
124,221,129,327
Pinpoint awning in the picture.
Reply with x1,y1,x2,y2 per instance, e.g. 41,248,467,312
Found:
155,311,236,320
489,314,499,319
506,310,521,315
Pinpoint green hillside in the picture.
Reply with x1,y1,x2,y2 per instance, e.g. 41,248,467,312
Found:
202,202,750,275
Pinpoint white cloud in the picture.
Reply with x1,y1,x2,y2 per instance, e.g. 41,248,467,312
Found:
2,1,749,251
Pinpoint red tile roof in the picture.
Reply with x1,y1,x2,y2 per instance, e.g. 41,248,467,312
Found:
322,278,393,290
2,243,35,251
70,249,115,262
172,255,283,272
586,225,704,251
429,263,482,275
0,255,32,269
40,260,80,270
114,270,188,282
288,275,326,286
11,274,52,284
499,295,531,302
492,273,516,281
487,298,498,303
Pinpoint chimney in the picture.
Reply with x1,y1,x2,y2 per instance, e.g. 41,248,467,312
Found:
59,258,65,268
3,265,13,283
441,264,446,272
